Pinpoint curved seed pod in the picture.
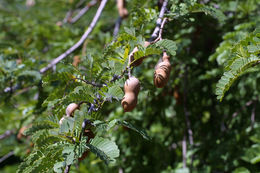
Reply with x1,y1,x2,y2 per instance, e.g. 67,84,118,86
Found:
121,93,138,112
154,68,168,88
154,52,171,88
124,76,140,95
17,126,28,140
122,76,140,112
117,0,128,18
66,103,79,116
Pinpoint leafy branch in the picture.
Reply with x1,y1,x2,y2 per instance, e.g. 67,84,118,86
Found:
40,0,108,74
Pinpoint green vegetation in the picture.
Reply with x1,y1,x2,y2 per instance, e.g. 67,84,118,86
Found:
0,0,259,172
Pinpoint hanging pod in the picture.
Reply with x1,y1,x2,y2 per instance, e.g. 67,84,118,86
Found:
121,76,140,112
154,52,171,88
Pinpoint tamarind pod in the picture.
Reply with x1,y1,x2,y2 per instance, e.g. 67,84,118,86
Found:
72,55,81,67
121,93,138,112
124,76,140,95
66,103,79,116
17,126,28,140
156,61,171,75
117,0,128,18
162,51,170,61
154,68,168,88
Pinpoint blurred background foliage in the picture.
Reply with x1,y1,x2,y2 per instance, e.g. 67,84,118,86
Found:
0,0,259,172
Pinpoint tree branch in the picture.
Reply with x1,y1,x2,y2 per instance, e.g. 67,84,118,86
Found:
113,17,122,38
182,134,187,168
127,0,168,67
0,130,13,140
73,77,105,88
150,0,168,41
64,165,71,173
0,151,14,164
183,67,194,169
40,0,108,74
69,0,98,24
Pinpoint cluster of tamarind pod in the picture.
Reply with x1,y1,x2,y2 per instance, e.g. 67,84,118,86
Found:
121,48,171,112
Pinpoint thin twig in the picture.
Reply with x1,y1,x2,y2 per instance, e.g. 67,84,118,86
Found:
113,17,122,38
63,10,73,24
73,77,105,87
40,0,108,74
64,165,71,173
183,68,194,146
182,134,187,168
0,151,14,164
183,67,194,170
151,18,167,43
70,0,98,24
150,0,168,41
251,100,256,129
127,0,168,67
0,130,13,140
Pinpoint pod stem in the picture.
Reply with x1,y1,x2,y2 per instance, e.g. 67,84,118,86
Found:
128,52,132,78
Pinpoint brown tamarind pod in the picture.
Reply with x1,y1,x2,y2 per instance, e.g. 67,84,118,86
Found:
154,52,171,88
72,55,81,67
124,76,140,95
121,76,140,112
154,69,168,88
117,0,128,18
66,103,78,116
17,126,28,140
121,93,138,112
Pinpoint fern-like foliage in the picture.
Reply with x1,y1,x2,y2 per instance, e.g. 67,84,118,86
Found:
154,39,177,56
189,3,226,23
215,28,260,101
169,1,226,23
87,137,119,165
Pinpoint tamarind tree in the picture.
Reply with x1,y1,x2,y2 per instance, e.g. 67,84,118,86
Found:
0,0,259,173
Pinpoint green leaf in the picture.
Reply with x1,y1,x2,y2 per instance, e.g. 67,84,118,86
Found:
118,121,151,140
241,144,260,164
87,137,120,164
155,39,177,56
216,55,260,101
190,3,226,23
25,123,56,136
18,70,41,82
233,167,250,173
104,85,124,102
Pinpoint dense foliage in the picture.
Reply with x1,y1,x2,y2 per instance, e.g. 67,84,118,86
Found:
0,0,259,172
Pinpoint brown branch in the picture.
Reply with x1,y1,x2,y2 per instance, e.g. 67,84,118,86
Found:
150,0,168,41
0,151,14,164
151,18,167,44
182,134,187,168
69,0,98,24
116,0,128,18
127,0,168,66
113,17,122,38
73,77,105,87
183,67,194,170
63,10,73,24
40,0,108,74
0,130,14,140
64,165,71,173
